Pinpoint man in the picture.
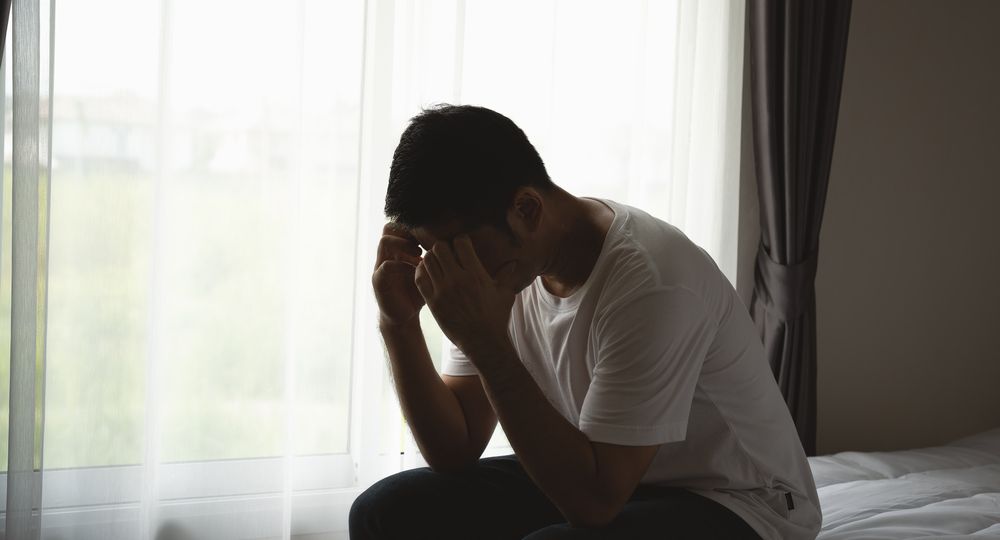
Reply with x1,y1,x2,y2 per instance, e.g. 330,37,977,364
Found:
350,104,821,539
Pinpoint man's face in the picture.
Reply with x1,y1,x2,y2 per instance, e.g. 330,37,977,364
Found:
409,220,525,287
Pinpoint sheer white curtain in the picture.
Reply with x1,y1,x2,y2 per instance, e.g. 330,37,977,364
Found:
0,0,744,538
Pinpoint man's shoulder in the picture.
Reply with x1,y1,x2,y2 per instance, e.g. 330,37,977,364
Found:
599,226,705,298
611,202,727,292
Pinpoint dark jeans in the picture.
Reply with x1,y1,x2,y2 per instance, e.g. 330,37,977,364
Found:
349,454,762,539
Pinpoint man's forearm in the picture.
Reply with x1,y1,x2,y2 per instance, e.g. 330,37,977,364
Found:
380,320,476,471
471,340,608,527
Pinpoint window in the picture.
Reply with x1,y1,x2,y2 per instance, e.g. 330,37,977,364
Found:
1,1,744,537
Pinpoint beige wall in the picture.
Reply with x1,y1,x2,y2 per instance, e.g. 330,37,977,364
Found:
817,0,1000,454
739,0,1000,454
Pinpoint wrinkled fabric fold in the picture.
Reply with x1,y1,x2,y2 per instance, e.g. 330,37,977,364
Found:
753,243,818,320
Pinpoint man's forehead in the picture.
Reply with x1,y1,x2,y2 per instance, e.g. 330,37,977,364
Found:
409,223,461,250
408,228,436,250
410,222,484,250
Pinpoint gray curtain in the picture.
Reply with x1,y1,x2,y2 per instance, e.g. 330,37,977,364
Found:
747,0,852,456
1,0,10,56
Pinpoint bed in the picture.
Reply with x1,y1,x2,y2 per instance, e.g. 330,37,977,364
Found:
810,427,1000,539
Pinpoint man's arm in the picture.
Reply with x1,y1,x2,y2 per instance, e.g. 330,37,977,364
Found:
442,373,499,461
413,236,663,528
372,223,495,472
473,345,660,528
379,320,496,472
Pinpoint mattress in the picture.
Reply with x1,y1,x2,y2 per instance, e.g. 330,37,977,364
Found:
810,427,1000,539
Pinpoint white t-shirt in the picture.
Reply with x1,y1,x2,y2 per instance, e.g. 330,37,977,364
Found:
441,198,821,540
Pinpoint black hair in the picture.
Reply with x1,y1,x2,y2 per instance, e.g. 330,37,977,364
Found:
384,104,554,233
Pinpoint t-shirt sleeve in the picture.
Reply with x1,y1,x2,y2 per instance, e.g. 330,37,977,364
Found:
579,286,716,446
441,342,480,377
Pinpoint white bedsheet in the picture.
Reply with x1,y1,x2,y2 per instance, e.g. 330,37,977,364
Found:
809,428,1000,539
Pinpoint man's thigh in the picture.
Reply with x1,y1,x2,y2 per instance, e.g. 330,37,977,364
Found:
349,454,565,540
521,486,762,540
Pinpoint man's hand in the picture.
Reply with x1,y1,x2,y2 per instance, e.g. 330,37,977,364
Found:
414,234,518,360
372,223,425,328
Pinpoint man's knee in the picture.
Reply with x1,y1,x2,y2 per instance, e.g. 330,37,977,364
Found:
348,479,383,538
521,523,599,540
350,468,423,537
349,466,466,539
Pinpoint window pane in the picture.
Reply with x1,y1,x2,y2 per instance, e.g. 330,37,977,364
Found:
41,0,364,468
42,0,160,469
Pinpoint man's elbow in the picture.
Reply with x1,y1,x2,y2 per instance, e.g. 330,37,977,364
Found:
563,498,621,529
425,454,476,474
422,445,480,474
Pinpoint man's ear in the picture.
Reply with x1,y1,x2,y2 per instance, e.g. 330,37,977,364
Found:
509,188,543,233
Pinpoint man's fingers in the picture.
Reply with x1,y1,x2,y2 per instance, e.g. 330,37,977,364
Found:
432,241,461,272
421,251,444,290
380,235,421,254
453,235,489,279
382,222,416,241
376,234,422,270
380,222,421,253
413,260,435,300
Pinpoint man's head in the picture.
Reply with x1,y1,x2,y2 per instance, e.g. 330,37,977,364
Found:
385,104,556,290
